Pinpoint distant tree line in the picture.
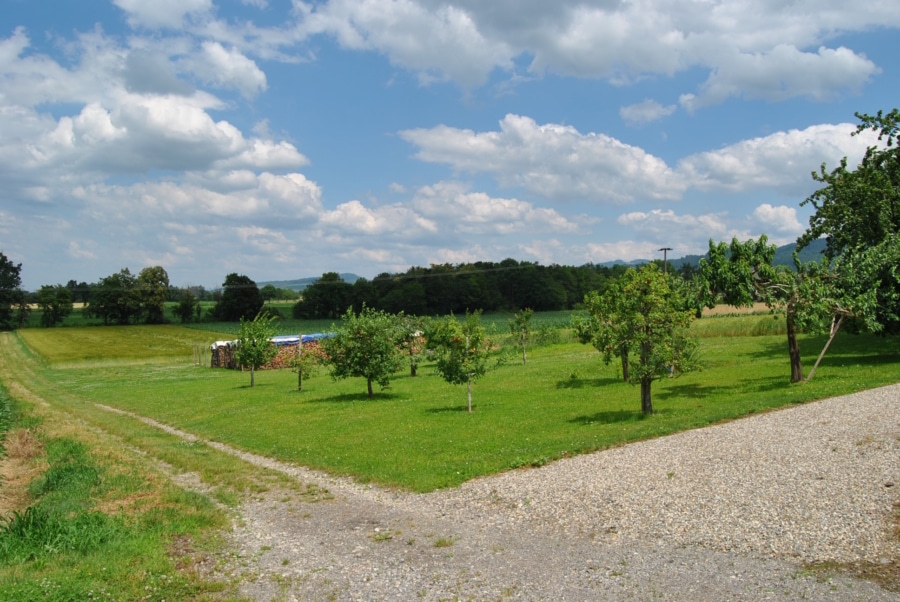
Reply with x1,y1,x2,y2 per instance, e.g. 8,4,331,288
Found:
2,255,700,328
292,260,695,320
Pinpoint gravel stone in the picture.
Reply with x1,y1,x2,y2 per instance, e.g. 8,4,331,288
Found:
108,384,900,600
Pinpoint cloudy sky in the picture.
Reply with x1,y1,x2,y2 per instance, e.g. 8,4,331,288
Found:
2,1,898,290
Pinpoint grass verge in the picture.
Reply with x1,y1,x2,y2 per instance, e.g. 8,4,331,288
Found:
0,339,324,602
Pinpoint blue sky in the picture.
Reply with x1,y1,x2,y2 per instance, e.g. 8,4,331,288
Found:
2,0,898,290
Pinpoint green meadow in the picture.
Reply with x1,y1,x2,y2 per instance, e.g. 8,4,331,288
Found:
6,313,900,493
2,312,899,600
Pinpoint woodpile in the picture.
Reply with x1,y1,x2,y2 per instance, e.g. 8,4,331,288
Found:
262,340,327,370
210,337,329,371
210,341,237,369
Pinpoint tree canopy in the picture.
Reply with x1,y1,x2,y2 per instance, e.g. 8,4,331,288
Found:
799,108,900,334
137,266,170,324
700,235,881,383
87,268,142,325
0,252,24,331
576,264,697,414
37,285,73,327
322,306,405,397
214,273,264,322
233,313,279,387
426,311,493,413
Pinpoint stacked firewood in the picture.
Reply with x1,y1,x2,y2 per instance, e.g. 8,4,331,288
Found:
261,340,327,370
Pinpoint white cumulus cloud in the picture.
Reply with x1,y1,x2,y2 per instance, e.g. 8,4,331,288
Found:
113,0,213,29
401,114,687,203
620,100,678,126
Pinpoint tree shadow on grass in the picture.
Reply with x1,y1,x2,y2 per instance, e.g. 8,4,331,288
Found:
556,376,621,389
425,405,473,414
568,410,641,425
655,375,788,402
233,382,277,391
307,391,403,403
571,404,679,425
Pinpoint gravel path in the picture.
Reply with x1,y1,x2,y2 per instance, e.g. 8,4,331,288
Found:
106,384,900,600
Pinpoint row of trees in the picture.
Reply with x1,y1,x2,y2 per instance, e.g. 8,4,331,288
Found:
292,261,656,320
232,305,497,412
573,108,900,414
0,261,302,329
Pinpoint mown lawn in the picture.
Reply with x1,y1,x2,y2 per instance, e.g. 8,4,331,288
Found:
11,320,900,492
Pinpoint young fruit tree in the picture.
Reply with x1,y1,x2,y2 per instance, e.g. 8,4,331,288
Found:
290,337,321,392
578,264,697,415
322,306,405,397
573,279,630,382
427,311,493,413
508,308,534,365
233,313,278,387
395,313,427,377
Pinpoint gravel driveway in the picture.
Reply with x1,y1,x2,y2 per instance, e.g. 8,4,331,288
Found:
123,384,900,600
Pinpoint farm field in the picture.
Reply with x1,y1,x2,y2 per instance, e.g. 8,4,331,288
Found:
5,316,900,492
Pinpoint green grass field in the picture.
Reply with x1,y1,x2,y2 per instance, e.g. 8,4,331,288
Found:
7,317,899,492
2,313,899,600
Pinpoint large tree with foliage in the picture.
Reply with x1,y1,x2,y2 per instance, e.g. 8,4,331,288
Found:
701,236,878,383
214,273,264,322
322,306,404,397
37,285,73,327
233,313,278,387
293,272,353,319
137,266,170,324
173,289,199,323
798,108,900,334
426,311,493,413
577,264,697,415
0,252,25,331
87,268,142,325
66,280,92,304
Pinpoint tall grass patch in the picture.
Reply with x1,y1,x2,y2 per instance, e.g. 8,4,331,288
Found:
0,342,233,602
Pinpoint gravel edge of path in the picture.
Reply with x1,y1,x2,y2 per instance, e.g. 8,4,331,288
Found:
98,384,900,601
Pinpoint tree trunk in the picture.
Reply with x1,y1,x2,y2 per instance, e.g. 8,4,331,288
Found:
250,366,255,388
640,377,653,415
466,377,473,413
786,309,803,383
620,345,630,382
521,331,527,365
410,363,417,377
298,369,302,392
806,315,844,383
367,378,374,398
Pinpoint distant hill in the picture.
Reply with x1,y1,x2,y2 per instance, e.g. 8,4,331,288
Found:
600,239,827,270
259,273,360,292
773,238,826,266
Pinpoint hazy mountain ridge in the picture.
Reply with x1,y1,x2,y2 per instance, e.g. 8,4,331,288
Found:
600,239,827,270
263,240,827,290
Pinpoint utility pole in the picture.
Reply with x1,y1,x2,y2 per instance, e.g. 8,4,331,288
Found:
658,247,673,274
